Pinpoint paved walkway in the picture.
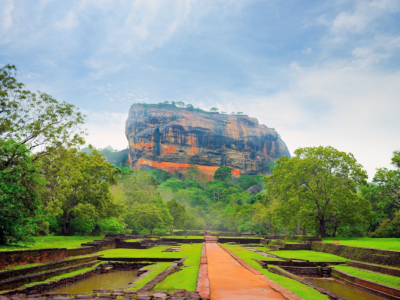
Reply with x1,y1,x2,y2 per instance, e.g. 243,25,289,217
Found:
206,241,287,300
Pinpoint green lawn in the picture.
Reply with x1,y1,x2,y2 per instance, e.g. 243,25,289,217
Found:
125,239,143,242
162,236,204,239
0,236,104,251
127,262,172,290
227,246,282,261
269,250,348,262
219,236,262,239
224,245,328,300
334,265,400,289
323,237,400,251
99,244,203,291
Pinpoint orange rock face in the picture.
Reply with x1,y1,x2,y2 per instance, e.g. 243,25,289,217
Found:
125,104,290,180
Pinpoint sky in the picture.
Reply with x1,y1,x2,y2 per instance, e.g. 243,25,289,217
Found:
1,0,399,179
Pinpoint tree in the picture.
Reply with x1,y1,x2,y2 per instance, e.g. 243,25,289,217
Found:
261,146,369,238
130,203,165,235
187,163,204,182
186,104,194,109
175,101,185,107
41,147,122,235
237,112,244,115
214,165,234,182
0,140,45,244
210,107,218,112
0,65,85,164
361,150,400,236
231,112,235,114
167,199,187,233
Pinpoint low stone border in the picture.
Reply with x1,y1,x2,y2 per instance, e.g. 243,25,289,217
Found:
1,262,150,296
0,255,102,281
138,257,187,292
0,261,100,291
256,259,345,268
332,268,400,299
218,243,303,300
267,265,347,300
98,257,182,263
196,243,210,299
347,261,400,277
312,242,400,267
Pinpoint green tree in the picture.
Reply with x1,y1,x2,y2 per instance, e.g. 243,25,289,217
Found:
262,146,369,237
97,217,126,235
210,107,218,112
41,147,121,235
214,165,234,182
0,140,45,244
362,150,400,236
0,65,85,163
167,199,187,232
129,204,165,235
175,101,185,107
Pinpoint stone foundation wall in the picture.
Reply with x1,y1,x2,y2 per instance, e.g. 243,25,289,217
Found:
2,262,149,296
160,238,204,244
279,266,320,277
347,261,400,277
312,242,400,267
217,238,261,244
0,249,69,270
0,256,99,281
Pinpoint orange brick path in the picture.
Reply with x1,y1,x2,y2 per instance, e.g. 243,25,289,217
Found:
204,238,302,300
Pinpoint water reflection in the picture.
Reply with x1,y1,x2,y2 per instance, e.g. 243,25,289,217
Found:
51,270,138,294
307,278,385,300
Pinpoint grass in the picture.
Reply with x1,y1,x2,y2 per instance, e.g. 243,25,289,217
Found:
0,236,104,251
224,245,329,300
127,263,172,290
98,244,203,291
162,236,204,239
323,237,400,251
23,262,103,287
334,265,400,289
125,239,143,242
219,236,262,239
155,244,202,291
269,250,348,262
227,246,282,261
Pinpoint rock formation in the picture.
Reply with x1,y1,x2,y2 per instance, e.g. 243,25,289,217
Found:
125,104,290,180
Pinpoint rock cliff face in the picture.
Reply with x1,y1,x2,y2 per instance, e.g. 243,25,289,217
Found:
125,104,290,180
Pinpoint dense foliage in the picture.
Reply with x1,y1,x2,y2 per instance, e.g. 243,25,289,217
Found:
1,64,400,245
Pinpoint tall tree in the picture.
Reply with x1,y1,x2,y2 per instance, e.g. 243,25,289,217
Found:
214,165,234,182
167,199,187,233
41,147,121,235
261,146,369,237
0,140,45,244
0,65,85,164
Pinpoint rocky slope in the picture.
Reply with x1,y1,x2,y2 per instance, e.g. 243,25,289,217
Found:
125,104,290,180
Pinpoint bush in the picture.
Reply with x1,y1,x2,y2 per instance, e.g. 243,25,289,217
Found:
70,217,96,236
97,218,126,235
370,211,400,238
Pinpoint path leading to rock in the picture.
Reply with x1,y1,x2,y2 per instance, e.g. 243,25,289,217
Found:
205,238,300,300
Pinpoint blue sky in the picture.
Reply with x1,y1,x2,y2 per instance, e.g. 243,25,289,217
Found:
1,0,399,179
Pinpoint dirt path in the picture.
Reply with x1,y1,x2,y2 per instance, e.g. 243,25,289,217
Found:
206,240,296,300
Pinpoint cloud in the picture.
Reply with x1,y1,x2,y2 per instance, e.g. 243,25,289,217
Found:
330,0,400,35
84,111,128,150
0,0,14,33
56,11,78,29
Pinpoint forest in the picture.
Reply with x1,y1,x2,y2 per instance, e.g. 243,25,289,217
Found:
1,64,400,246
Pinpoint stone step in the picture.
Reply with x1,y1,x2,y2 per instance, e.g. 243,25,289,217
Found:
0,261,100,291
0,255,101,282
